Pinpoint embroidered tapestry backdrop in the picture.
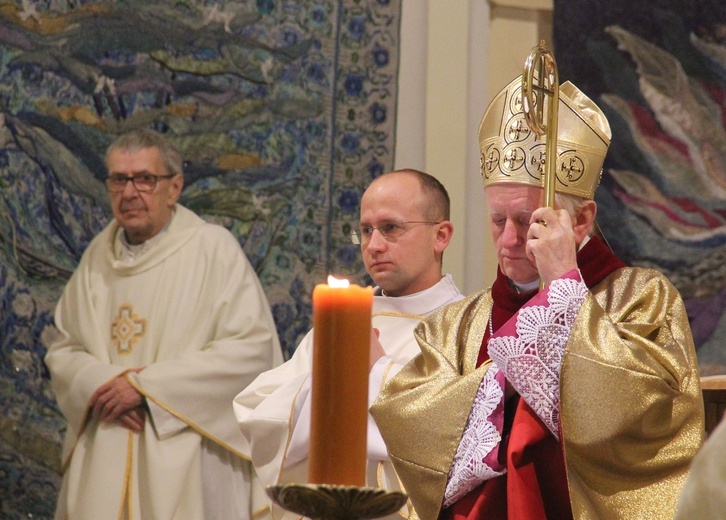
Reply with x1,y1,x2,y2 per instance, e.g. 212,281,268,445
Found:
0,1,401,517
554,0,726,374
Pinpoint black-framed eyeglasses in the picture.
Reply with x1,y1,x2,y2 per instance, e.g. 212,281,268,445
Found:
350,220,440,245
105,173,176,193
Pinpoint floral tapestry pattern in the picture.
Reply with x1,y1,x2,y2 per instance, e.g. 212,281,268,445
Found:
554,0,726,374
0,0,401,517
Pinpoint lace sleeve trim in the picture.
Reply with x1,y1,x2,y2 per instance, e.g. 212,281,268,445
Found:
487,275,588,438
443,367,506,508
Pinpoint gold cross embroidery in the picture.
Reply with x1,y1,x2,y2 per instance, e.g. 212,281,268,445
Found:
530,150,546,174
503,148,524,170
483,148,500,175
508,119,529,141
560,156,584,181
111,304,146,355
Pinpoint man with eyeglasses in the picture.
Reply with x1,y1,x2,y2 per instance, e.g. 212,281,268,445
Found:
234,169,464,519
45,129,283,520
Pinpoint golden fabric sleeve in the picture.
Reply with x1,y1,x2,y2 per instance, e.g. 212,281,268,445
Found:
371,292,494,520
561,268,705,519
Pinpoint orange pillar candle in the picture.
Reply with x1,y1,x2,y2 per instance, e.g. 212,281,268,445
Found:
308,275,373,486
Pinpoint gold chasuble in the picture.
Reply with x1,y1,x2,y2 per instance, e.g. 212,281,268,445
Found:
372,262,704,520
561,268,704,518
372,291,494,520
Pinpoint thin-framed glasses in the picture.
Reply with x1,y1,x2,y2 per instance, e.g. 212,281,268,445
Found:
105,173,176,193
350,220,440,245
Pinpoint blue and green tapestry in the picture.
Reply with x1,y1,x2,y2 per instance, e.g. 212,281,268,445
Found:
554,0,726,375
0,0,401,517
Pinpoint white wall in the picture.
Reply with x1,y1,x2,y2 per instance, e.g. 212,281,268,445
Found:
394,0,552,294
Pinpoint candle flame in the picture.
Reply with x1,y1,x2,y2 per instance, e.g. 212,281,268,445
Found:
327,275,350,288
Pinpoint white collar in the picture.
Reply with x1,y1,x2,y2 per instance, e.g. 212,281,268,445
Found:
115,211,174,263
372,274,463,316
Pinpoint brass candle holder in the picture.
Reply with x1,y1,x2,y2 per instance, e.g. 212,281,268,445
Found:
267,483,407,520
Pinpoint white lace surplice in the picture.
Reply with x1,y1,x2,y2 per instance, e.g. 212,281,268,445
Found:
443,271,588,507
443,368,505,507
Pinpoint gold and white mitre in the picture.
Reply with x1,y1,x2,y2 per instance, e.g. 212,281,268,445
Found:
478,75,612,199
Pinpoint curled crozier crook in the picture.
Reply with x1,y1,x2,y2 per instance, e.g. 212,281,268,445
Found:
522,40,559,289
522,40,559,210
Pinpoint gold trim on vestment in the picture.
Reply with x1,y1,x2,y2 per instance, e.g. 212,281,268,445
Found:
373,311,427,320
119,429,134,520
376,461,412,518
252,503,271,519
125,376,251,461
380,361,396,386
279,376,310,486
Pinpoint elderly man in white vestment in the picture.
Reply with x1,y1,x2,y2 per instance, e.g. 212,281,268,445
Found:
234,169,464,519
45,129,283,520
